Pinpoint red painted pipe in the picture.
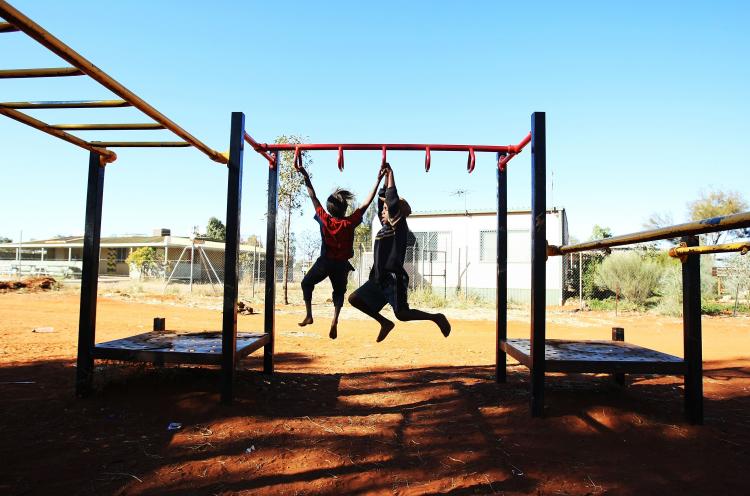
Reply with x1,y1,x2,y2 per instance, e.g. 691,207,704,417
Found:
381,145,387,168
337,146,344,171
425,146,431,172
467,148,476,173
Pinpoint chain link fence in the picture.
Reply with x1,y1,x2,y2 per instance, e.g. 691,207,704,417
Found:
562,245,750,316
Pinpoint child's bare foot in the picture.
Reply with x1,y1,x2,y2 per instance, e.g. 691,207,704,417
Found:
329,322,338,340
434,313,451,337
376,319,395,343
298,316,313,327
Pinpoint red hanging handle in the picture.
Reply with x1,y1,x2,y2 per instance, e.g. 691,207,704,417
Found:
424,146,431,172
381,145,387,168
467,148,476,173
293,147,301,170
337,146,344,171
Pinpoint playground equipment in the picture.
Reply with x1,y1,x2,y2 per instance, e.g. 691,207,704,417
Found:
0,1,266,403
5,1,749,422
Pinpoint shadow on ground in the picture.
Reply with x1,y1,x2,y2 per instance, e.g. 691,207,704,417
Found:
1,354,749,495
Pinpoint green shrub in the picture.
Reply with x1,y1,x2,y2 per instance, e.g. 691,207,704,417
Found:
595,252,664,306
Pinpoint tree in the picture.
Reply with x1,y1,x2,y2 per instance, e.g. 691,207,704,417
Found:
353,201,377,251
275,135,312,304
0,236,11,244
590,224,612,240
244,234,263,248
688,189,748,244
205,217,226,241
642,212,674,231
298,229,321,263
125,247,163,280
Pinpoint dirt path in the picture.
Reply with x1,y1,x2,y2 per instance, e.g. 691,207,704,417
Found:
1,292,749,495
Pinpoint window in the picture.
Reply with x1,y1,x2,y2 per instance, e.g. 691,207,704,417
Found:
480,230,530,263
410,231,451,262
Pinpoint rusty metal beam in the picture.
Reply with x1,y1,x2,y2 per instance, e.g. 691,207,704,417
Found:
0,21,19,32
0,106,116,161
0,99,131,109
0,0,227,164
549,212,750,255
51,123,165,131
669,241,750,259
0,67,83,78
90,141,190,148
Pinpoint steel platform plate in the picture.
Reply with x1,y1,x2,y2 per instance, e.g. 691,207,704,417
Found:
93,331,269,365
501,338,685,374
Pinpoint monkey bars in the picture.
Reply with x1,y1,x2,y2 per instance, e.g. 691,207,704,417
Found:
244,132,532,172
0,0,226,164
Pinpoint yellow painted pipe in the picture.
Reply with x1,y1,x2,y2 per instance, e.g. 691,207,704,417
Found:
0,100,131,109
90,141,191,148
0,106,116,162
0,0,226,164
669,242,750,259
550,212,750,255
0,67,82,78
51,123,165,131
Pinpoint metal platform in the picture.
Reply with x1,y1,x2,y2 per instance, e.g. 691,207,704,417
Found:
93,331,270,365
501,338,685,374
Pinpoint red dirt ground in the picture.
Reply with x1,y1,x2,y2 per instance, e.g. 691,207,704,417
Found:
1,291,749,495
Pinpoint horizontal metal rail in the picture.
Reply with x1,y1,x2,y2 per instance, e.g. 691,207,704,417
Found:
549,212,750,255
90,141,190,148
0,67,83,78
51,123,165,131
669,241,750,259
0,21,18,32
255,142,528,154
0,106,115,161
0,1,227,164
0,99,131,109
245,131,532,172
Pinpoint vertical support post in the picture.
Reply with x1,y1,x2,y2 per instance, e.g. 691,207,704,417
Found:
221,112,244,404
611,327,625,386
75,151,106,397
681,235,703,424
496,154,508,383
264,153,280,374
530,112,546,417
578,252,583,310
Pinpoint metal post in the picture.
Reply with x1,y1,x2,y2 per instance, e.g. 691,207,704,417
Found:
530,112,546,417
189,242,195,292
496,156,508,383
75,150,105,397
220,112,244,404
611,327,625,386
264,153,280,374
681,235,703,424
578,252,583,310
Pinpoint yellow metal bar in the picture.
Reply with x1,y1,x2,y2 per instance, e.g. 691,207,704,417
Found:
90,141,190,148
51,123,165,131
0,106,116,162
0,0,227,164
669,242,750,259
0,67,83,78
0,21,19,32
0,99,131,109
550,212,750,255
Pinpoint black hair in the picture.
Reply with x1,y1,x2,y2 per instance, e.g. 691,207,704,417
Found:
326,188,354,218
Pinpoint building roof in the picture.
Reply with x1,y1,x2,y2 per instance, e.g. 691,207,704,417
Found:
409,207,564,218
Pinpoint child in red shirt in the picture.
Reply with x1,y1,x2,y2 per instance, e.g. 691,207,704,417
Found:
298,166,386,339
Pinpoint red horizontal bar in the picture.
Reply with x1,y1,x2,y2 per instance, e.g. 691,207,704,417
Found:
244,131,532,171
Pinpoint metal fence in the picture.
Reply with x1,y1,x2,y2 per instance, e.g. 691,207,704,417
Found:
561,245,750,316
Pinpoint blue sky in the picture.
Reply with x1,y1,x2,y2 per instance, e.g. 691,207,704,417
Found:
1,0,748,244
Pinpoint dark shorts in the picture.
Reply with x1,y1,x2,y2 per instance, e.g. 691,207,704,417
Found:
351,274,410,314
301,257,354,307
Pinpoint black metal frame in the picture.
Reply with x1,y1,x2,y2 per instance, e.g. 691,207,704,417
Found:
74,112,274,403
496,112,709,424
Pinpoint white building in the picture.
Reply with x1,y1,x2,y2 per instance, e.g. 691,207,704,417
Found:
370,208,568,305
